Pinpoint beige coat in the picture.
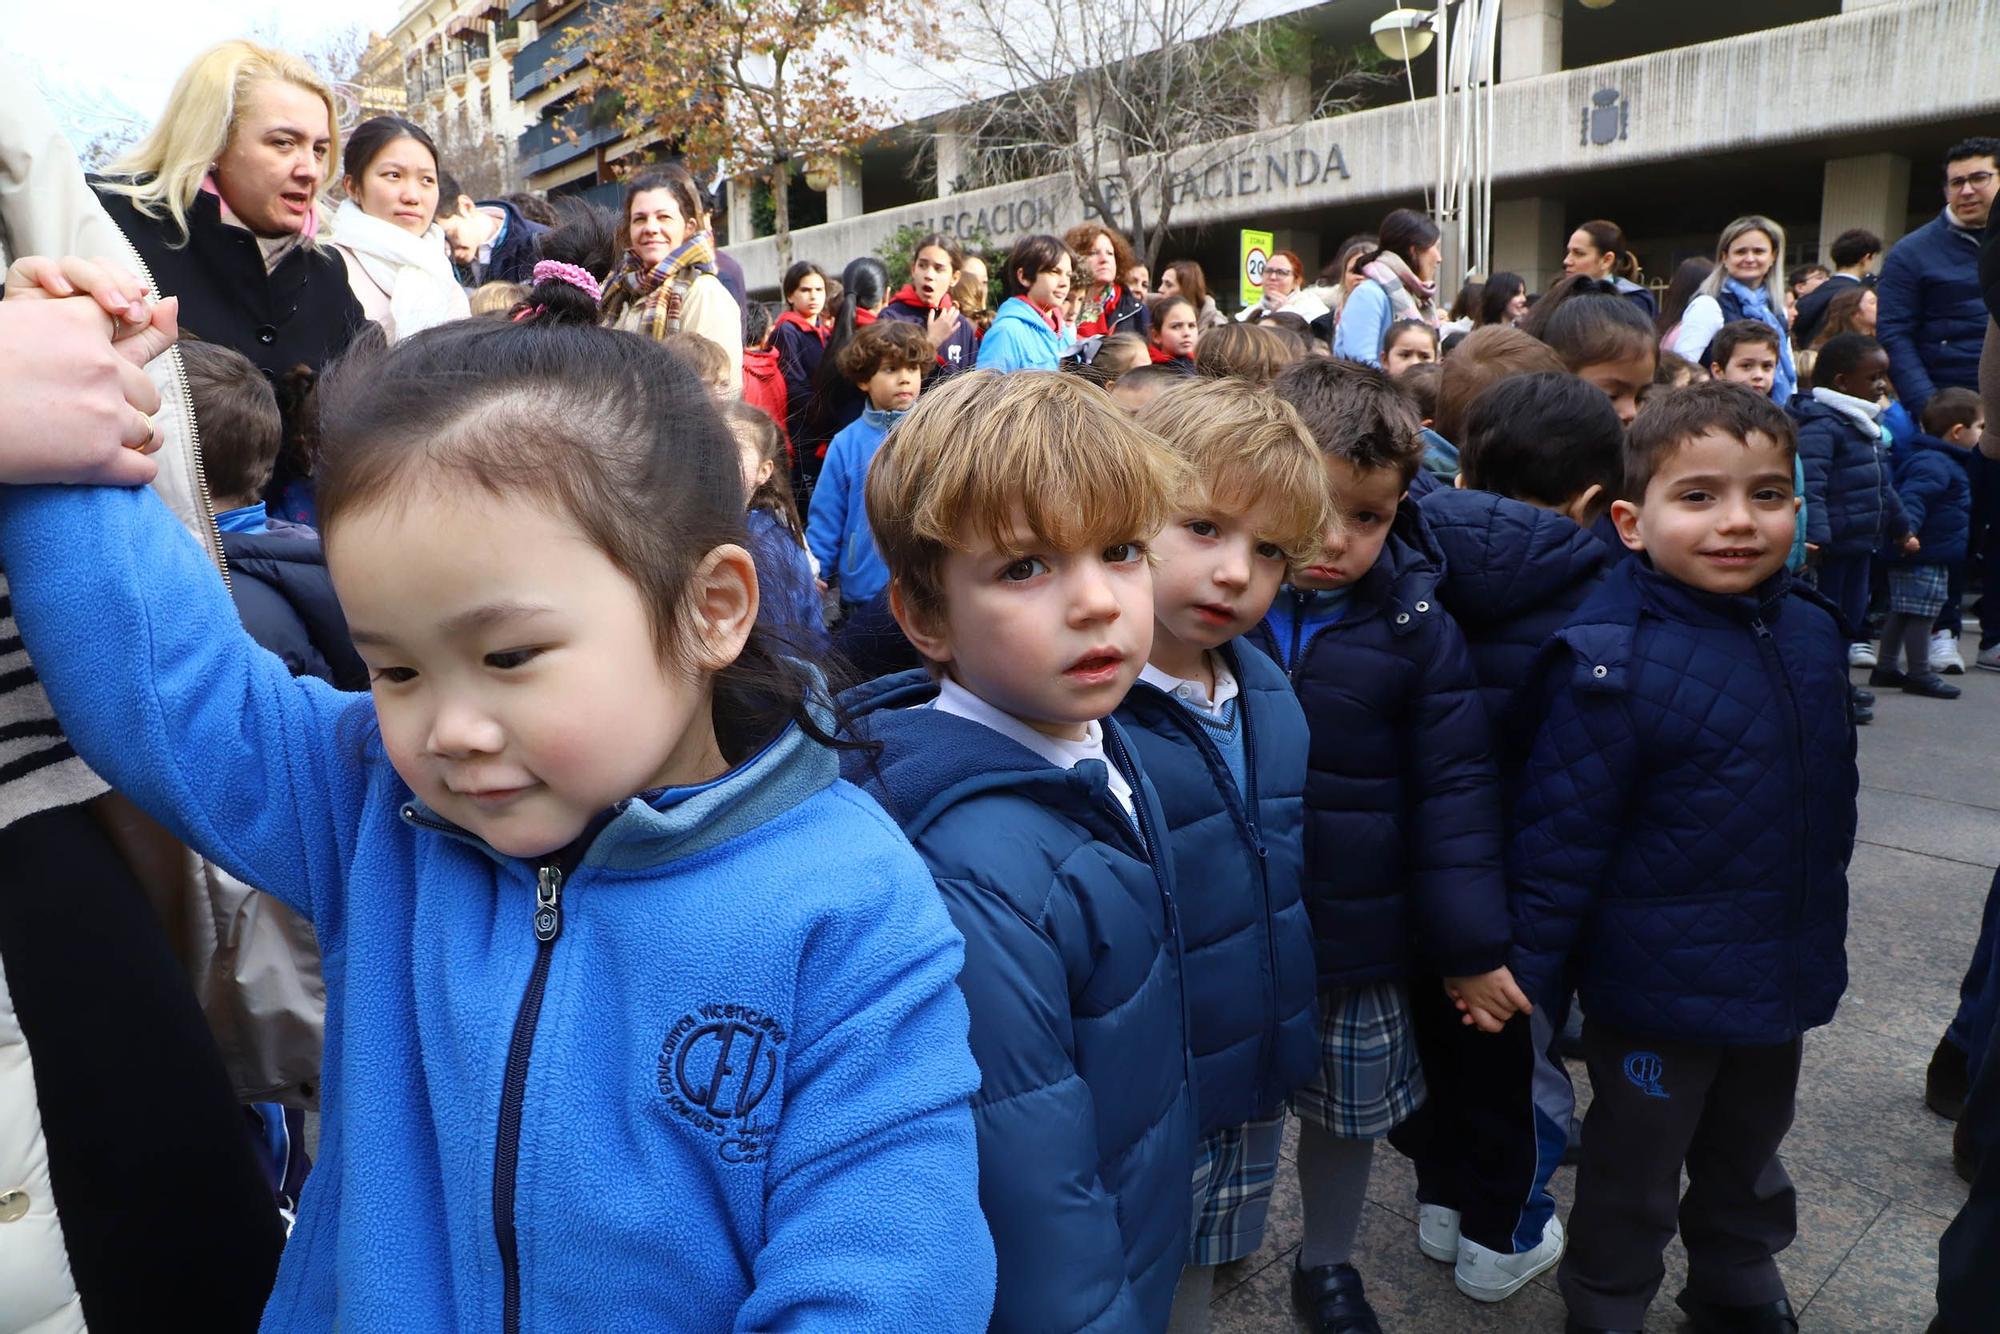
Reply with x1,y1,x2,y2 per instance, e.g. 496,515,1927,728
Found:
607,269,745,395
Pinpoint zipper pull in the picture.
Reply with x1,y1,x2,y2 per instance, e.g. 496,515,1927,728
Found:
534,865,564,943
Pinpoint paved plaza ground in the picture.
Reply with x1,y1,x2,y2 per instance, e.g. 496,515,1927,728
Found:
1208,629,2000,1332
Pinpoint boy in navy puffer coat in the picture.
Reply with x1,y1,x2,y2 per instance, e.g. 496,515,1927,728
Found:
841,370,1196,1333
1394,372,1625,1300
1255,360,1522,1333
1112,379,1326,1330
1512,383,1858,1334
1790,334,1912,652
1869,387,1979,697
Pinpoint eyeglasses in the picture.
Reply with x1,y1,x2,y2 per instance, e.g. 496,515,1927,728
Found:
1264,266,1294,278
1947,170,1996,193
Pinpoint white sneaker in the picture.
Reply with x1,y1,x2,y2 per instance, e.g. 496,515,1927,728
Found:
1978,644,2000,673
1418,1204,1461,1262
1454,1215,1565,1303
1933,630,1966,674
1848,642,1878,668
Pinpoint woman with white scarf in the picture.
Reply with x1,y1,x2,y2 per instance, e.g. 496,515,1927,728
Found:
325,117,468,342
1332,209,1444,367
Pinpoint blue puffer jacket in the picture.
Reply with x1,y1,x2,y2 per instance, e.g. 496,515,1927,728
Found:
1891,433,1974,566
220,525,369,693
1876,211,1987,411
1249,506,1510,986
840,671,1194,1334
1509,559,1859,1046
1419,488,1611,747
745,506,828,653
0,484,996,1333
1115,640,1318,1136
975,297,1067,373
1790,395,1909,554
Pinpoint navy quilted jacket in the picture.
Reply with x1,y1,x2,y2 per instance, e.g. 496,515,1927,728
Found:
1790,396,1910,554
1419,488,1611,743
840,672,1194,1334
220,526,369,693
1876,211,1987,411
1509,560,1859,1045
1115,640,1318,1135
1890,434,1974,566
1250,506,1510,986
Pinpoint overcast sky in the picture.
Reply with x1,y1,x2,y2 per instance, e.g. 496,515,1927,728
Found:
1,0,405,147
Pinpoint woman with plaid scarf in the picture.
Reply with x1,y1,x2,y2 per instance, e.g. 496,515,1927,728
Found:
599,163,743,394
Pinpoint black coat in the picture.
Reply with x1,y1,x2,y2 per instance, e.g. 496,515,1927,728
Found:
220,528,367,692
470,198,549,286
92,181,365,382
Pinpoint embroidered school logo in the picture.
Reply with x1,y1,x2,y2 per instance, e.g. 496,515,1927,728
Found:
658,1003,786,1164
1623,1050,1669,1099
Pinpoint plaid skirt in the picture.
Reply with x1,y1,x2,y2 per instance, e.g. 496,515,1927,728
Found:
1293,982,1426,1138
1187,1114,1288,1265
1888,561,1950,617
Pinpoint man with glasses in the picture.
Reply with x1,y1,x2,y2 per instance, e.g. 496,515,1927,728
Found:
1878,138,1997,415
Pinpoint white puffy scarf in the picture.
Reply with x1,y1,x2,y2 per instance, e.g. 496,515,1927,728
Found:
329,199,467,340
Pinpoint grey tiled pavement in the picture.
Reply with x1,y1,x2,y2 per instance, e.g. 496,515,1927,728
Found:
1211,629,2000,1333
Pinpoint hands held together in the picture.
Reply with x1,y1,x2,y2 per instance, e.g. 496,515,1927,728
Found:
0,255,180,487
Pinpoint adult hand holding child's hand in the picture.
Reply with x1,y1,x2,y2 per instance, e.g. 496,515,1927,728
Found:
0,256,182,487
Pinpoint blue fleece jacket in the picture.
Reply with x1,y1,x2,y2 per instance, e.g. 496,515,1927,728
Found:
840,671,1194,1334
0,483,996,1333
975,297,1067,373
806,405,902,606
1114,641,1318,1136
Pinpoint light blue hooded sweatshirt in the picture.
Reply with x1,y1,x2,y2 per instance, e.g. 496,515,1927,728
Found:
0,482,996,1333
974,296,1067,373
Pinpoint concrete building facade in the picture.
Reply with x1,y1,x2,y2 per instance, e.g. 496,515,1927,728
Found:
381,0,539,199
723,0,2000,305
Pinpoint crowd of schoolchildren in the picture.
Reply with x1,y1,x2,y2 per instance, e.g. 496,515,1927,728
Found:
5,48,1997,1333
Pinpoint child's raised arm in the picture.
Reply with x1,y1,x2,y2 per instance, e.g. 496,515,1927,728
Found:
0,482,365,922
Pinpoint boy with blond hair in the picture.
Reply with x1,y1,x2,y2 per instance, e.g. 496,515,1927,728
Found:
1113,379,1329,1331
841,370,1197,1332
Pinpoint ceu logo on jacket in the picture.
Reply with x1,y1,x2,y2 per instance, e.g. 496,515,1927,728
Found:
659,1002,787,1164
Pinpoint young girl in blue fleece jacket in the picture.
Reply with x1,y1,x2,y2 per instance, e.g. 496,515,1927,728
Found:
0,309,995,1333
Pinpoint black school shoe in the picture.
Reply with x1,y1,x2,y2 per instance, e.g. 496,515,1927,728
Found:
1291,1262,1383,1334
1928,1036,1970,1121
1673,1293,1799,1334
1851,684,1877,707
1904,672,1963,699
1868,667,1908,689
1564,1322,1641,1334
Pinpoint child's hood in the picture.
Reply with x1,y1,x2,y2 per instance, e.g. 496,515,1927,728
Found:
1419,487,1610,632
837,669,1126,843
403,706,839,874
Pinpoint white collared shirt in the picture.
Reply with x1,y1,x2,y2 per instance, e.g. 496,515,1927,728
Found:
1137,657,1240,720
928,676,1137,823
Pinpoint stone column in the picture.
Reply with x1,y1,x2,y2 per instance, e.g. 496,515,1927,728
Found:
1820,154,1912,260
936,116,969,198
726,177,758,246
1499,0,1563,82
1257,75,1311,130
823,157,865,224
1491,195,1566,295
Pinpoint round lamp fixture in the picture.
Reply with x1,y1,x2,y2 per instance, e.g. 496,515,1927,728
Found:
1577,0,1617,8
1371,5,1436,61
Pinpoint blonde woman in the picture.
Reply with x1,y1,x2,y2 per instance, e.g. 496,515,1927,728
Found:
1670,215,1798,402
94,39,365,381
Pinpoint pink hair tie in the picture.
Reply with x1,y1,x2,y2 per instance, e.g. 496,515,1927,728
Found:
533,259,602,304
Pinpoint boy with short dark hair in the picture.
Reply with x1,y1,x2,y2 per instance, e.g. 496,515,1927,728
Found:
1116,379,1329,1331
1708,320,1810,572
1260,358,1523,1327
1794,228,1881,348
1512,381,1858,1334
1790,333,1912,676
841,370,1197,1333
1870,387,1982,698
805,320,931,618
